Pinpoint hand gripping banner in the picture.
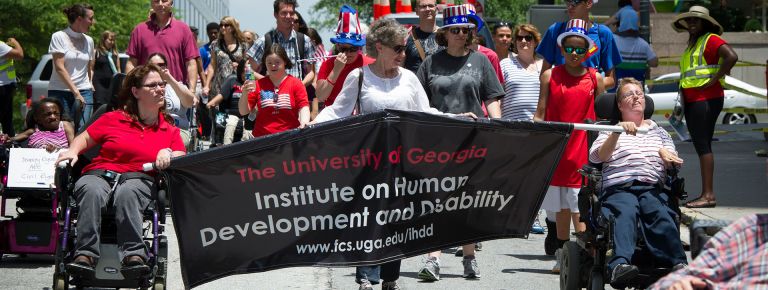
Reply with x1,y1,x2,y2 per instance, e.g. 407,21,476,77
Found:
164,110,572,288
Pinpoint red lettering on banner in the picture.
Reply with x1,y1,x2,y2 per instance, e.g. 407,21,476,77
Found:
406,146,487,164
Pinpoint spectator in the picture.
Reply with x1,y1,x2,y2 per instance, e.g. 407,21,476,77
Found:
465,8,503,86
93,30,121,110
589,78,687,287
1,98,74,152
671,6,738,209
125,0,199,91
605,0,639,35
56,64,185,278
305,27,325,118
203,16,247,107
146,53,196,147
238,44,309,138
501,24,543,121
649,214,768,290
246,0,315,89
242,30,258,48
610,4,658,92
403,0,443,73
0,37,23,136
533,19,605,274
315,5,375,109
416,4,504,282
198,22,219,140
212,60,249,144
48,3,96,129
293,11,309,34
492,22,512,60
200,22,219,72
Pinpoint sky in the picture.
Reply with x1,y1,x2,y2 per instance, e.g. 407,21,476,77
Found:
229,0,335,45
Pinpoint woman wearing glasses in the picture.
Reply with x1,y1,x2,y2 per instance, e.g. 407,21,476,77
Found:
534,19,605,274
147,53,196,147
203,16,247,110
56,64,186,278
500,24,543,121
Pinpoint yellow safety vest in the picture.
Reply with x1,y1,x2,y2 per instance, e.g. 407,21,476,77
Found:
679,33,723,89
0,41,16,81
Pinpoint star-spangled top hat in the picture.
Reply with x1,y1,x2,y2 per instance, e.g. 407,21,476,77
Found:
330,5,365,47
556,18,597,53
442,4,484,30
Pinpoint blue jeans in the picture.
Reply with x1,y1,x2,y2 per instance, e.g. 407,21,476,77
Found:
355,260,401,284
600,181,687,271
48,89,93,128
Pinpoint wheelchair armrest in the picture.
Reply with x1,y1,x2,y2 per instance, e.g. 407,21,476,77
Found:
665,167,688,200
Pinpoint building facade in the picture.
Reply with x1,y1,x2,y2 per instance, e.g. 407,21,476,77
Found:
175,0,230,43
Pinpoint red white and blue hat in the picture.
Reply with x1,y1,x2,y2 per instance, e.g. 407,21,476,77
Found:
556,19,596,52
442,4,484,30
331,5,365,47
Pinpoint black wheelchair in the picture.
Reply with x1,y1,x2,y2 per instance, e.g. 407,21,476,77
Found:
559,93,688,290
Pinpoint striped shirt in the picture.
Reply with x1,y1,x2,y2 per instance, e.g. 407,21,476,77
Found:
28,121,69,149
247,30,314,80
649,214,768,290
588,120,676,189
500,55,541,120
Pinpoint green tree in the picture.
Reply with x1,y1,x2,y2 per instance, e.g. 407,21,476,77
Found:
309,0,374,31
485,0,537,25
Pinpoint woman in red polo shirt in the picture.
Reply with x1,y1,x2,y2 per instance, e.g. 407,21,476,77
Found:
56,64,186,278
238,44,310,137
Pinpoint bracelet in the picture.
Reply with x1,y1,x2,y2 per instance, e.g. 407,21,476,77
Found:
326,78,336,86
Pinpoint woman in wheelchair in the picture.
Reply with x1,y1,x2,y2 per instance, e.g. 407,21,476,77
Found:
55,64,186,277
588,78,687,286
0,97,74,151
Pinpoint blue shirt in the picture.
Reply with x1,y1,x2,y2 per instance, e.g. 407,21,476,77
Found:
536,20,622,73
200,44,212,70
615,5,639,33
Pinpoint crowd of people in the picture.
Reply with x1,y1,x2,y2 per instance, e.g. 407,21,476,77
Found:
0,0,752,289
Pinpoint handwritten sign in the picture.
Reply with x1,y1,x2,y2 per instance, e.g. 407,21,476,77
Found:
7,148,59,189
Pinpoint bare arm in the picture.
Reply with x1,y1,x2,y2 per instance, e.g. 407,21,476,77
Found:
302,63,315,87
196,57,205,88
238,80,256,116
596,72,606,96
159,68,195,108
4,38,24,60
203,56,216,95
603,68,616,90
55,131,96,166
484,99,501,118
52,53,84,103
207,93,224,108
186,58,198,91
533,69,552,121
298,105,310,128
597,132,621,162
88,59,95,85
126,57,138,74
63,121,75,146
648,57,659,68
540,60,552,76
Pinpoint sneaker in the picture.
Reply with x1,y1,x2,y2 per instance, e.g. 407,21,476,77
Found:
358,278,374,290
418,257,440,281
552,248,562,274
475,242,482,251
531,219,545,234
609,264,639,286
544,219,558,255
462,255,480,279
382,281,400,290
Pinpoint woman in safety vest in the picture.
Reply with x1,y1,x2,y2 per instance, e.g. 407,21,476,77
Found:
671,6,737,208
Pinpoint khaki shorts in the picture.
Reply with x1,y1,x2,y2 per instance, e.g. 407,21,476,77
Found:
541,186,580,213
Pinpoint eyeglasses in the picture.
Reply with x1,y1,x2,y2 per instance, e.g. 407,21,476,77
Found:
621,90,644,99
337,46,360,53
142,81,167,89
449,27,471,35
566,0,587,8
563,46,587,55
387,44,406,54
155,62,167,68
220,23,231,28
418,4,436,10
516,35,534,42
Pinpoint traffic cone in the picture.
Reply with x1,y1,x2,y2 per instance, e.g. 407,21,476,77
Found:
373,0,381,20
381,0,392,17
396,0,413,13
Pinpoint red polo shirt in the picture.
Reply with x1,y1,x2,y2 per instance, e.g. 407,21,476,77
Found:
83,110,185,174
317,53,375,106
126,15,200,84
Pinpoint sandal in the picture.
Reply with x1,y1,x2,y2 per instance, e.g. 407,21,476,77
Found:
684,196,717,208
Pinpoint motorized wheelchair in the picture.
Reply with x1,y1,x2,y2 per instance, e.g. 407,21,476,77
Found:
559,93,688,290
50,73,169,290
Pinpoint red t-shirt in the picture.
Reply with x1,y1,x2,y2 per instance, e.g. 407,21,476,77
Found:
83,110,185,174
681,34,727,103
317,53,375,106
546,66,597,188
247,75,309,137
126,16,200,84
477,45,504,85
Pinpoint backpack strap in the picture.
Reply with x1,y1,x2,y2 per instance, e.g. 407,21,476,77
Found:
296,32,306,79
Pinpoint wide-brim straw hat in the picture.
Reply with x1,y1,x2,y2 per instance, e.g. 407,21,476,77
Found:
672,5,724,35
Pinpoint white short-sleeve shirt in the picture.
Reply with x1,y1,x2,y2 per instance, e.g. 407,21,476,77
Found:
48,27,95,91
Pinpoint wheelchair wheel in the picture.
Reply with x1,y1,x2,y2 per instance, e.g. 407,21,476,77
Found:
560,241,585,290
588,269,605,290
52,273,68,290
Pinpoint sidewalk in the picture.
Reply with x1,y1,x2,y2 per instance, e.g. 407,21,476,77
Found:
680,206,767,225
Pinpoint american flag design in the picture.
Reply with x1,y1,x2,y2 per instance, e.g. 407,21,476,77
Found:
443,4,477,27
334,6,363,43
259,90,293,110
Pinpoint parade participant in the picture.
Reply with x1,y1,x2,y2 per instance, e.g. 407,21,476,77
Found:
501,24,543,121
416,4,504,281
315,5,374,107
492,22,512,60
533,19,605,273
589,78,687,287
1,98,74,152
536,0,621,89
125,0,199,91
48,3,95,128
146,53,196,147
56,64,185,277
403,0,443,73
93,30,121,110
239,44,309,137
0,37,22,136
203,16,247,104
465,9,503,86
200,22,219,72
242,30,257,48
671,6,737,209
210,60,248,144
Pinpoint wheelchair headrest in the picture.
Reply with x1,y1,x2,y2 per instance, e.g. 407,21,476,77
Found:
108,73,126,111
594,93,654,124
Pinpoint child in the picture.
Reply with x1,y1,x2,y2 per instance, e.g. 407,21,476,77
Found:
1,98,74,152
533,18,605,273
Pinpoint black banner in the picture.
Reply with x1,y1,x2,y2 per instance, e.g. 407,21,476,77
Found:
165,110,572,288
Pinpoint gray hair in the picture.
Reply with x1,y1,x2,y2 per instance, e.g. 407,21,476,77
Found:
366,19,408,58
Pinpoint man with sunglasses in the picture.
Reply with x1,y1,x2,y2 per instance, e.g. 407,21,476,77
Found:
316,5,374,107
403,0,443,73
536,0,621,89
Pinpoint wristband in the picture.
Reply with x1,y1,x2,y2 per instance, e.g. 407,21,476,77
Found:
326,78,336,86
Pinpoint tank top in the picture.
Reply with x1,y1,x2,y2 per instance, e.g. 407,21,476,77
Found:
545,66,597,188
27,121,69,149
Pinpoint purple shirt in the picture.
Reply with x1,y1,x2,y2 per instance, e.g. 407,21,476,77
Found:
126,16,199,83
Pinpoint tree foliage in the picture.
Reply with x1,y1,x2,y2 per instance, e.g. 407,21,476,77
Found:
484,0,537,25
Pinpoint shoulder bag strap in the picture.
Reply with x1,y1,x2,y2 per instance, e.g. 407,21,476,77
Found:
412,31,426,61
353,68,364,115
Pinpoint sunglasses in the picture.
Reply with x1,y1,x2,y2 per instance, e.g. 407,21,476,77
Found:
387,44,406,54
220,23,231,28
566,0,587,7
142,81,168,89
155,62,167,68
563,46,587,55
337,46,360,53
448,27,471,35
516,35,534,42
